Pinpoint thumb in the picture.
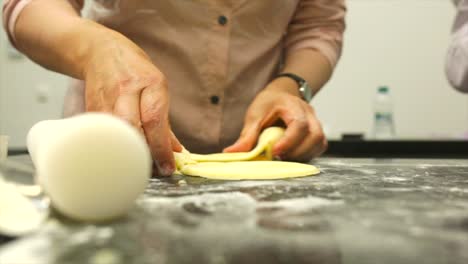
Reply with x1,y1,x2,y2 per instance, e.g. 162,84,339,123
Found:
170,130,183,152
223,122,261,153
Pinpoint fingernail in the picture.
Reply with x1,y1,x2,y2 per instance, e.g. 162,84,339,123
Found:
160,163,174,176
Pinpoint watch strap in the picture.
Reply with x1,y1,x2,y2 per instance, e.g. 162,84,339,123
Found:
276,73,311,101
276,73,306,87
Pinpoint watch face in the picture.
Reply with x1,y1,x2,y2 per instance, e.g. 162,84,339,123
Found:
300,84,312,102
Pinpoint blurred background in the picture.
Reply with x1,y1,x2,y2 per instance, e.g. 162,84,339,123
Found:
0,0,466,149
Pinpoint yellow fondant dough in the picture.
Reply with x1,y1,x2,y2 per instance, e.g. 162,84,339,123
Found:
181,161,320,180
174,127,320,180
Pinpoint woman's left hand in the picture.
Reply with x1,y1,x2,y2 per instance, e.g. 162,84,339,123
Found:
223,77,327,162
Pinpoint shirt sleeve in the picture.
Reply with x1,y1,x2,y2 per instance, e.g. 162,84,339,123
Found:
2,0,84,46
284,0,346,69
446,0,468,93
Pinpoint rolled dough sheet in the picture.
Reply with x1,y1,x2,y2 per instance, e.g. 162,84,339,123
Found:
189,126,285,162
175,127,320,180
180,161,320,180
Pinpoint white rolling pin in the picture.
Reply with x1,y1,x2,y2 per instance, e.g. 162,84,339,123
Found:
27,113,151,222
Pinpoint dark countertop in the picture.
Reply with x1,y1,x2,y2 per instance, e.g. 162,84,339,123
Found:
326,140,468,158
1,156,468,264
8,139,468,158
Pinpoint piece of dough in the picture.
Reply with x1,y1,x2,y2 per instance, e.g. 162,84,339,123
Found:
175,127,320,180
181,161,320,180
0,176,44,236
27,113,151,222
189,127,285,162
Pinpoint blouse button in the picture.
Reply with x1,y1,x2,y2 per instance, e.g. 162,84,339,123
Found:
218,15,228,26
210,95,220,105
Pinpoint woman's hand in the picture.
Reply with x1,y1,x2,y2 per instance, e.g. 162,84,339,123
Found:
14,0,181,176
84,31,182,176
223,77,327,162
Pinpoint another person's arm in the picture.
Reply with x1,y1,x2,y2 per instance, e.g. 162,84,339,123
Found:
224,0,345,161
446,0,468,93
3,0,181,175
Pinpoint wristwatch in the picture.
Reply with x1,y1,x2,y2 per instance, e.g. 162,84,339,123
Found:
276,73,313,102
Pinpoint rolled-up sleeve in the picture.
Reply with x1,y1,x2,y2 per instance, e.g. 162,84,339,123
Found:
2,0,83,45
3,0,32,44
446,0,468,93
284,0,346,68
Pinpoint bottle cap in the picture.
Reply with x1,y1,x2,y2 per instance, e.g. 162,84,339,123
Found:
378,86,389,93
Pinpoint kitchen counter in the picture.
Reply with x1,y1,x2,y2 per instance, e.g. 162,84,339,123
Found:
1,156,468,264
326,140,468,158
8,139,468,158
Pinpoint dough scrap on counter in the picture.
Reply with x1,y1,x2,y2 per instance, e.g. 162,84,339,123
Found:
174,127,320,180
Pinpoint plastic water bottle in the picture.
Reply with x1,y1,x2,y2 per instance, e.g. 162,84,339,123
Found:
373,86,395,139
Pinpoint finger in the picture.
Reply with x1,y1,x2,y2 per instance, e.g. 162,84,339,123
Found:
223,121,262,153
285,112,327,161
151,162,161,177
140,82,175,177
313,136,328,157
171,130,183,152
285,129,326,162
113,91,144,134
224,100,284,153
294,135,328,161
272,106,309,157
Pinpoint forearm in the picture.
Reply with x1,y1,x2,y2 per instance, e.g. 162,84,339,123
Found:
268,49,333,97
273,0,344,97
14,0,112,79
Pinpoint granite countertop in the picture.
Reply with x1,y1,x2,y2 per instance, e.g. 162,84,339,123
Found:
1,156,468,264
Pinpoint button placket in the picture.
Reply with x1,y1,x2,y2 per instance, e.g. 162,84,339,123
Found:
200,9,231,146
207,12,230,108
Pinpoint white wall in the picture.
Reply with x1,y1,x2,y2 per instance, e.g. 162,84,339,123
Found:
0,50,68,148
314,0,468,139
0,0,68,147
1,0,467,149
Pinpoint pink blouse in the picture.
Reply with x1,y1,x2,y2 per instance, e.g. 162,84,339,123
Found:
3,0,346,153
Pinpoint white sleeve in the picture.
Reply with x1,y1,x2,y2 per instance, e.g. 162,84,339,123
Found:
446,0,468,93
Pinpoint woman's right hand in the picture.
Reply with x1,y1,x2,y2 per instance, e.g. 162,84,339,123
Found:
12,1,180,175
83,30,182,176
